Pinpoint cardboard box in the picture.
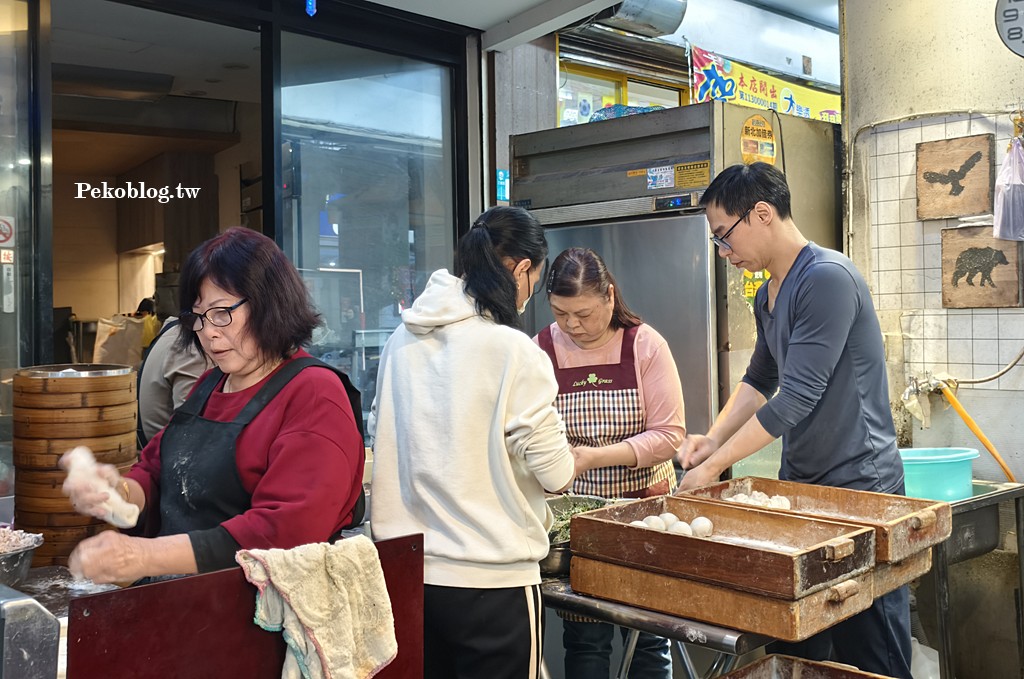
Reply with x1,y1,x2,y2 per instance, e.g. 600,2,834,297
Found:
240,180,262,212
241,208,263,232
239,160,261,183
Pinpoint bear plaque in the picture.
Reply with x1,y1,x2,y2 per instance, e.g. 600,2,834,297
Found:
941,226,1023,308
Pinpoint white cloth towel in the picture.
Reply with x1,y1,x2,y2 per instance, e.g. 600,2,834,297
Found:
236,535,397,679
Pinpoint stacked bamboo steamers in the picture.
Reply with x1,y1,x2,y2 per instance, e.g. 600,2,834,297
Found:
12,364,138,566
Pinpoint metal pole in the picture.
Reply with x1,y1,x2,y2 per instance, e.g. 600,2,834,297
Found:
1015,496,1024,679
933,541,954,678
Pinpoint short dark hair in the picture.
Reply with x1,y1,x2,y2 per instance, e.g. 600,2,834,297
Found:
135,298,156,316
454,206,548,329
546,247,641,329
700,162,793,220
176,227,321,360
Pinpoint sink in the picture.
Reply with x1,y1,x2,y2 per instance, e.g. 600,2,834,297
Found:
941,481,1012,564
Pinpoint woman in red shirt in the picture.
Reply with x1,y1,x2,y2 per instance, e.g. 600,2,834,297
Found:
63,227,364,583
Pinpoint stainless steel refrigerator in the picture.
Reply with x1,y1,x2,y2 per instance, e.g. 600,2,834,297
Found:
512,101,839,440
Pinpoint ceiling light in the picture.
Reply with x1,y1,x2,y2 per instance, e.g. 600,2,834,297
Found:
17,158,30,165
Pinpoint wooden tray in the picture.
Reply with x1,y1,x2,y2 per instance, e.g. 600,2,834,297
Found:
873,548,932,598
569,496,875,600
720,654,896,677
570,556,874,642
683,476,951,563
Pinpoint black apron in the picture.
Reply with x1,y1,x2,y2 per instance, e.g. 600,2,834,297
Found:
157,356,365,539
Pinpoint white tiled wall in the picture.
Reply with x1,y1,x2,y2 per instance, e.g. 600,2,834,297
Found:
868,113,1024,391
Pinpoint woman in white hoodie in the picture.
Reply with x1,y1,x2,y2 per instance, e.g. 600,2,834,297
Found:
370,206,577,679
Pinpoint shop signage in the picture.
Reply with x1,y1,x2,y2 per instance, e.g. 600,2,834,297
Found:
690,45,841,124
0,216,13,247
741,114,777,165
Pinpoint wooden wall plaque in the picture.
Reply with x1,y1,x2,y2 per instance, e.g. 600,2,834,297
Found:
916,134,994,220
941,226,1023,308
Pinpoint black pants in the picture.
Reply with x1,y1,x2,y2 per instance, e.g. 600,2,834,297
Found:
768,585,913,679
424,583,545,679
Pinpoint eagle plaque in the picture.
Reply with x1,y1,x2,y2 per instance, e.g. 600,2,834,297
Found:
917,134,994,221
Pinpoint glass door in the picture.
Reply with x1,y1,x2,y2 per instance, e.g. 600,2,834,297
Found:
0,0,33,509
280,32,454,429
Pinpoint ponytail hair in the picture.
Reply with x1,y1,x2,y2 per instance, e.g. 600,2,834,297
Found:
546,247,642,329
455,206,548,328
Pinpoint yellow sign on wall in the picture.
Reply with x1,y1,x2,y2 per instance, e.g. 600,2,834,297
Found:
740,114,776,165
690,44,840,124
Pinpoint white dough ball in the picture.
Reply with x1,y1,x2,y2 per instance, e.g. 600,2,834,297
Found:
642,515,667,531
690,516,714,537
658,512,680,528
750,491,770,506
629,520,647,527
768,495,792,510
668,521,693,536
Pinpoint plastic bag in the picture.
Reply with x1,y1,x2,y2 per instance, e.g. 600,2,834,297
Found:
93,315,143,366
994,138,1024,241
911,637,940,679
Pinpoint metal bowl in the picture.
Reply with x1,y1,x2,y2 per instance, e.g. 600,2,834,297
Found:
542,494,614,576
0,533,44,588
540,543,572,576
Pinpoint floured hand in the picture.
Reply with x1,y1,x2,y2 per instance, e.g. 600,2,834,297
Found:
61,446,139,529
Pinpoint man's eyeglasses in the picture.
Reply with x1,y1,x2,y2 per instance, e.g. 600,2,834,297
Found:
183,299,247,331
709,207,753,251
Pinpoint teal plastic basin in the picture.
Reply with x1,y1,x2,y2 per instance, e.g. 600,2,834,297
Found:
899,447,979,501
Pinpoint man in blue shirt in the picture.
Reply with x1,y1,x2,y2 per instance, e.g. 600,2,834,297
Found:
678,162,911,678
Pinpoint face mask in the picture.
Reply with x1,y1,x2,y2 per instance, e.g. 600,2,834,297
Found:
518,267,536,315
518,291,532,315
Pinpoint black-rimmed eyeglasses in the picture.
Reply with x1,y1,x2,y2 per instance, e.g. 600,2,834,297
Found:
183,299,247,331
709,207,753,251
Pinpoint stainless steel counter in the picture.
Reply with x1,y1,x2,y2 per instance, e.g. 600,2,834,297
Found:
932,480,1024,678
541,577,772,679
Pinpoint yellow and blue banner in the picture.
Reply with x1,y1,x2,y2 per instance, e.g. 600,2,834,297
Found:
690,44,840,124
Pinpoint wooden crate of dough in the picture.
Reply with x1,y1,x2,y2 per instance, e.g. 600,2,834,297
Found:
570,556,874,642
683,476,951,563
719,653,898,678
569,496,875,600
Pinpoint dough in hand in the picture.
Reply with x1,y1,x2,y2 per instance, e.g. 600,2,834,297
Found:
64,446,139,529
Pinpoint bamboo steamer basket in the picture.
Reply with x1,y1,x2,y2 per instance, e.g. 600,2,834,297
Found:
12,364,138,566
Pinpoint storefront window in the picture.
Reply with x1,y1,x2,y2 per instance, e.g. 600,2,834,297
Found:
627,80,681,109
558,68,620,126
558,64,685,127
0,0,30,506
280,32,454,429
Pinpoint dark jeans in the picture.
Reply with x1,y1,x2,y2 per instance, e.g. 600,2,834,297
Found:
563,618,672,679
768,585,913,679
